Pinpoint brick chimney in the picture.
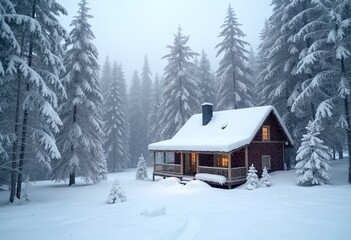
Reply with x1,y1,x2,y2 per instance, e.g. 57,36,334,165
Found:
202,103,213,126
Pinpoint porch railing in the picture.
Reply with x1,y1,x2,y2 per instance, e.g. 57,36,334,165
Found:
154,163,181,174
198,166,247,180
198,166,229,178
231,167,247,179
154,164,247,180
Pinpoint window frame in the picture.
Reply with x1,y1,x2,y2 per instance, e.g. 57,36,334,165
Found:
262,155,271,171
221,155,228,168
262,125,270,141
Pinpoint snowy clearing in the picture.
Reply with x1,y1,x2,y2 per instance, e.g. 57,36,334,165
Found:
1,159,350,240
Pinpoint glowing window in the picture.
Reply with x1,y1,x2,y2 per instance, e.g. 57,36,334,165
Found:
222,155,228,167
262,126,270,141
191,153,196,165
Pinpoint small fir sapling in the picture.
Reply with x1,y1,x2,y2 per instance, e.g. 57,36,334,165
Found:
260,167,271,187
295,121,331,185
246,164,259,190
107,180,127,204
136,154,148,180
19,176,31,204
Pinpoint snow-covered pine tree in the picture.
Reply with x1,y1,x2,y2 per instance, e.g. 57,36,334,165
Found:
103,62,130,172
13,0,70,200
107,179,127,204
0,0,69,202
128,70,143,167
258,1,306,128
260,166,271,187
148,74,162,142
296,121,331,185
51,0,107,185
246,164,259,190
199,50,215,104
136,154,148,180
0,0,17,186
290,0,351,183
216,4,254,110
247,48,258,106
159,26,200,139
256,19,271,107
100,55,112,101
140,55,152,161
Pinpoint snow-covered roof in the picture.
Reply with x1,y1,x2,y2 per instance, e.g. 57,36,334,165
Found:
148,106,294,152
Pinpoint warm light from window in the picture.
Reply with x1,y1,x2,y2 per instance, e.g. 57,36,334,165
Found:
262,126,270,141
222,155,228,167
191,153,196,165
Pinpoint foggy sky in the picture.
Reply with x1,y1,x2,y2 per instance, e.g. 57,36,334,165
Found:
58,0,272,82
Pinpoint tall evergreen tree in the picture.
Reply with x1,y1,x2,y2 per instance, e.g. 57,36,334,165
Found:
13,0,69,200
103,62,130,172
290,0,351,182
199,50,215,104
1,0,68,202
159,26,200,139
247,47,258,105
100,55,111,100
128,70,143,167
140,55,152,161
51,0,107,185
216,4,254,110
149,74,162,143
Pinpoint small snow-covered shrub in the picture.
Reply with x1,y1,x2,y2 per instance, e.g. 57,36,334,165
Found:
107,180,127,204
295,121,331,186
260,167,271,187
246,164,259,190
19,176,31,204
136,154,148,180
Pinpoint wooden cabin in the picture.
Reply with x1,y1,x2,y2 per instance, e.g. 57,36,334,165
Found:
148,104,294,188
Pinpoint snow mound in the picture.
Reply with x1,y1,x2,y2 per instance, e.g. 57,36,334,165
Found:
158,177,181,187
185,180,211,190
195,173,226,185
141,206,166,217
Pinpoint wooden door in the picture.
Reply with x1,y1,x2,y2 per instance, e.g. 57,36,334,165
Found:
183,153,197,176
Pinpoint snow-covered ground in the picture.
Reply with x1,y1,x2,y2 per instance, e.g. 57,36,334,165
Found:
1,159,350,240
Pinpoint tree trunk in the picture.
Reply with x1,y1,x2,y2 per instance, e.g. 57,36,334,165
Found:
341,57,351,183
332,147,336,160
69,105,77,186
16,83,29,199
344,96,351,183
338,147,343,159
69,170,75,186
16,0,37,199
9,74,23,203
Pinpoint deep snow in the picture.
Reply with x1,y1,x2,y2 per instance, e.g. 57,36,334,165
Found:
0,159,350,240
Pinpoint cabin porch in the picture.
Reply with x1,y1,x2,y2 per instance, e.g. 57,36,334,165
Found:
152,148,248,188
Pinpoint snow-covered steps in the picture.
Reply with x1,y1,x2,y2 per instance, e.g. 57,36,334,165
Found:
180,176,195,185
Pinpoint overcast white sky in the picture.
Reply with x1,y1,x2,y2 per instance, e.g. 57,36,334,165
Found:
58,0,272,81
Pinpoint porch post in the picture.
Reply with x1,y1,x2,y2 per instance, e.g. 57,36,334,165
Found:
228,153,232,180
196,153,199,175
152,151,156,181
163,152,166,163
245,146,248,171
180,153,184,176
